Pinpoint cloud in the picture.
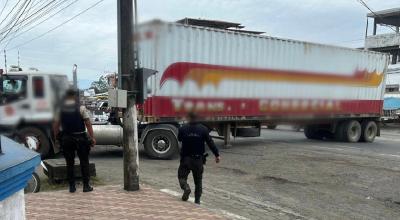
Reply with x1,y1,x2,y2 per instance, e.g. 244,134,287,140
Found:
0,0,398,89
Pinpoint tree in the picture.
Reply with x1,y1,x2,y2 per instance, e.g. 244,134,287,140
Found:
90,75,108,94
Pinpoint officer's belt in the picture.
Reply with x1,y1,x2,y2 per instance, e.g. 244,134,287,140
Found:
65,131,86,135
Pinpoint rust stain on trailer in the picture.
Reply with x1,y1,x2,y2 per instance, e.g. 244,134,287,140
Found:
160,62,384,88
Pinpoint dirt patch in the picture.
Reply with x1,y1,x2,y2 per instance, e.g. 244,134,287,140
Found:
257,175,307,186
218,166,249,175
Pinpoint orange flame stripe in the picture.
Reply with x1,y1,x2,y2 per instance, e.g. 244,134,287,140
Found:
160,62,384,88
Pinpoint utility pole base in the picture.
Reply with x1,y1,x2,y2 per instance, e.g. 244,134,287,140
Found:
124,176,140,191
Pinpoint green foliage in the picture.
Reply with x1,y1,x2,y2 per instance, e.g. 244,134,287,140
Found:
90,75,108,94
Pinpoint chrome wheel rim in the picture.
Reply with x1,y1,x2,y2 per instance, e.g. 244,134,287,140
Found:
152,136,171,154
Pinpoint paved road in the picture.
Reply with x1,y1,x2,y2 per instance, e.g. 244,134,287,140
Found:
64,127,400,219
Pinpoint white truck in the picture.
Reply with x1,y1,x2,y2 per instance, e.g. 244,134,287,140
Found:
0,69,69,157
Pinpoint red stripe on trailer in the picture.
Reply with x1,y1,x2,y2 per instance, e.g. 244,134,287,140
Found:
143,96,383,118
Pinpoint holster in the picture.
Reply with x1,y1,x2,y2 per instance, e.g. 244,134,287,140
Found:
83,133,94,148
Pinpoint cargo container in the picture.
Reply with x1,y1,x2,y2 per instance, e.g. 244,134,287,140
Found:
134,20,389,159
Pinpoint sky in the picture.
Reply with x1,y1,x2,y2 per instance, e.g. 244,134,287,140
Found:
0,0,399,89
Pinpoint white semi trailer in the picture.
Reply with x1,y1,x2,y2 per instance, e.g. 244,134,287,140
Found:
0,20,390,159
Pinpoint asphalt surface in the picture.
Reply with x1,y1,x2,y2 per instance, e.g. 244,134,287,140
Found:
42,126,400,220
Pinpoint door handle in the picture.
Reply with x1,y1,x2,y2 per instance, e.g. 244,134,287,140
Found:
20,104,30,109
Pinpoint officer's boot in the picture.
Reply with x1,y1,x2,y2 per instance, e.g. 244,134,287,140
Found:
194,181,202,204
194,196,201,205
69,182,76,193
83,180,93,192
181,186,191,201
83,184,93,192
179,178,191,201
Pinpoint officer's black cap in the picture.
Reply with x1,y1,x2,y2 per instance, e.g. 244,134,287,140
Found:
65,88,78,97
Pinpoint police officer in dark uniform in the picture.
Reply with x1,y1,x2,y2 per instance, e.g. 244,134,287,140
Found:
178,112,221,204
53,89,96,193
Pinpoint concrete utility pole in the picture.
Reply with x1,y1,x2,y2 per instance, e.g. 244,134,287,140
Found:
117,0,140,191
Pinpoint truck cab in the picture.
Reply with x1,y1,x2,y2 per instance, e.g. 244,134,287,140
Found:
0,68,69,157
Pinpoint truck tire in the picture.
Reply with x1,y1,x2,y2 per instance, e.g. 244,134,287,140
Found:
17,127,51,158
334,121,345,141
144,130,178,159
360,121,377,143
24,172,41,193
304,125,323,140
267,125,277,129
343,120,361,143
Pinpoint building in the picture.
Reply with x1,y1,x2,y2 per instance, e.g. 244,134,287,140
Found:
364,8,400,64
364,8,400,118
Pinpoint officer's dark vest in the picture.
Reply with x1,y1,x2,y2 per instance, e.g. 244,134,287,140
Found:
60,104,85,134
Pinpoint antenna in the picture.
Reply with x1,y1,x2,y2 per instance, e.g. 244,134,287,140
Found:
18,51,20,67
3,50,7,74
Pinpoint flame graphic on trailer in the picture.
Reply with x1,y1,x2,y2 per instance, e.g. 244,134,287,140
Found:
160,62,384,88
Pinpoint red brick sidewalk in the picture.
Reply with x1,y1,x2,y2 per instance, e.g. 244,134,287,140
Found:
26,185,226,220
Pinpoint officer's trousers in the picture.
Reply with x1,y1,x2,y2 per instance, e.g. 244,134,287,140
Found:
178,156,204,200
62,134,91,186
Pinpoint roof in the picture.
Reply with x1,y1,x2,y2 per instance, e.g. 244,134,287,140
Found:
176,17,265,35
383,97,400,110
367,8,400,26
176,18,242,29
368,8,400,18
226,29,265,35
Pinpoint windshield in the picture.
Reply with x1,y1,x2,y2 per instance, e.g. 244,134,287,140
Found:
0,75,28,105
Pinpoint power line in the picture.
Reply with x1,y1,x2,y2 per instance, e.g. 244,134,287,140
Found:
3,0,79,48
2,0,37,48
0,0,57,35
7,0,105,51
0,0,10,19
0,0,31,35
0,0,63,35
356,0,397,32
0,0,22,28
1,0,73,42
0,0,32,43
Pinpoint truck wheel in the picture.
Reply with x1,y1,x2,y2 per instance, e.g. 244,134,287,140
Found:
360,121,377,143
267,125,277,129
24,172,41,193
304,125,322,140
17,127,51,158
343,120,361,143
144,130,178,159
334,122,345,141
